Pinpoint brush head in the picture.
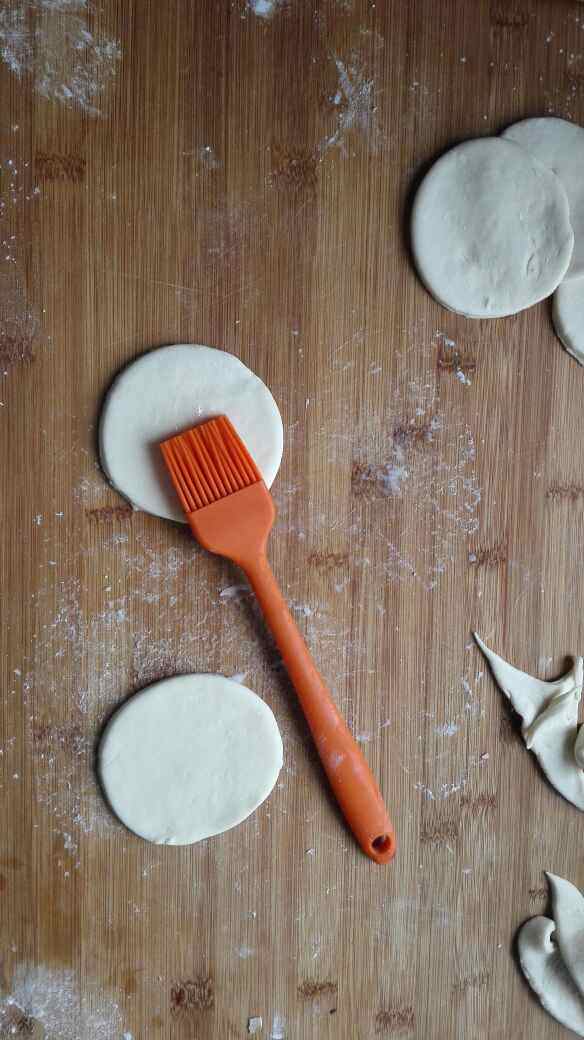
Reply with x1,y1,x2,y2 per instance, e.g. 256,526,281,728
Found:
160,415,263,514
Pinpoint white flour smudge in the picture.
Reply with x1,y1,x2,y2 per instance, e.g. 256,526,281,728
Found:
0,147,44,367
0,963,126,1040
435,721,459,737
415,777,467,801
0,262,42,368
197,145,222,169
270,1013,286,1040
414,750,490,802
321,53,380,154
0,0,121,115
220,583,251,601
435,331,473,386
247,0,283,18
352,450,410,498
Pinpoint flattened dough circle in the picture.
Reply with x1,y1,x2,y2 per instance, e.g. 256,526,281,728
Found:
99,344,284,522
411,137,574,318
99,674,283,845
553,278,584,365
502,117,584,281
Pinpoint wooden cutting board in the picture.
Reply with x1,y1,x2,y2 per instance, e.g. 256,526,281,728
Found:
2,1,584,1037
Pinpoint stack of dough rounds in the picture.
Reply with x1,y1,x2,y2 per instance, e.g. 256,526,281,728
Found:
412,116,584,363
411,136,574,319
502,118,584,282
553,280,584,364
501,117,584,364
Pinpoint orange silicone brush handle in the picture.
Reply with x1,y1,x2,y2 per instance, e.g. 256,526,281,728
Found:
182,480,396,865
242,553,396,863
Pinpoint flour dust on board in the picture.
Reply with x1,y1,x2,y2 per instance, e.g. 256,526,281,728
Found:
291,330,482,593
320,52,381,156
246,0,285,17
0,963,129,1040
0,0,121,114
0,133,44,369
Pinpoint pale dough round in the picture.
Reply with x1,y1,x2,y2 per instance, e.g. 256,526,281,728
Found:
99,674,283,845
553,278,584,364
99,344,283,522
502,117,584,281
411,137,574,318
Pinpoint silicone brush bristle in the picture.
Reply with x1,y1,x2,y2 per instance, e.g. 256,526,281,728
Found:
160,415,262,513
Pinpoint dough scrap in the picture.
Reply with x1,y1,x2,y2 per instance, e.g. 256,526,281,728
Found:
553,278,584,365
519,916,584,1037
98,674,283,845
502,118,584,281
474,635,584,810
518,874,584,1037
99,344,283,522
411,137,574,318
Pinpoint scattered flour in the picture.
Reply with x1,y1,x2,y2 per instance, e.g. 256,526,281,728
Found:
435,331,473,386
220,583,251,601
247,0,283,18
197,145,222,169
313,341,481,592
0,0,121,115
0,963,126,1040
321,53,380,154
0,260,42,369
270,1012,286,1039
435,721,459,737
415,750,490,802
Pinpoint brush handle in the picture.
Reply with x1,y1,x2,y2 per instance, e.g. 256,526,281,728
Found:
241,554,396,865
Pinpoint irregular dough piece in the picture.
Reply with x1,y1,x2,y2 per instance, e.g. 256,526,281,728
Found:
553,279,584,365
411,137,574,318
502,118,584,281
518,874,584,1037
475,635,584,809
548,873,584,997
99,344,283,522
519,916,584,1037
98,674,283,844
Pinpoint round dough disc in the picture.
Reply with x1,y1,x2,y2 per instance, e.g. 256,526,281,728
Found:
411,137,574,319
553,277,584,364
99,344,284,522
502,117,584,281
99,674,283,845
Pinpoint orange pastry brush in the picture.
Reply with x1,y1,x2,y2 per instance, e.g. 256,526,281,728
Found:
160,415,396,864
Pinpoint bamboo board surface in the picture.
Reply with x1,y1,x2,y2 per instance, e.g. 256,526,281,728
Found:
2,1,584,1037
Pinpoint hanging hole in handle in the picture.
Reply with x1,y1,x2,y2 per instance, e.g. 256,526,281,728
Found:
372,833,393,856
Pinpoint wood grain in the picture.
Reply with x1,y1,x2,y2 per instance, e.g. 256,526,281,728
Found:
2,1,584,1037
